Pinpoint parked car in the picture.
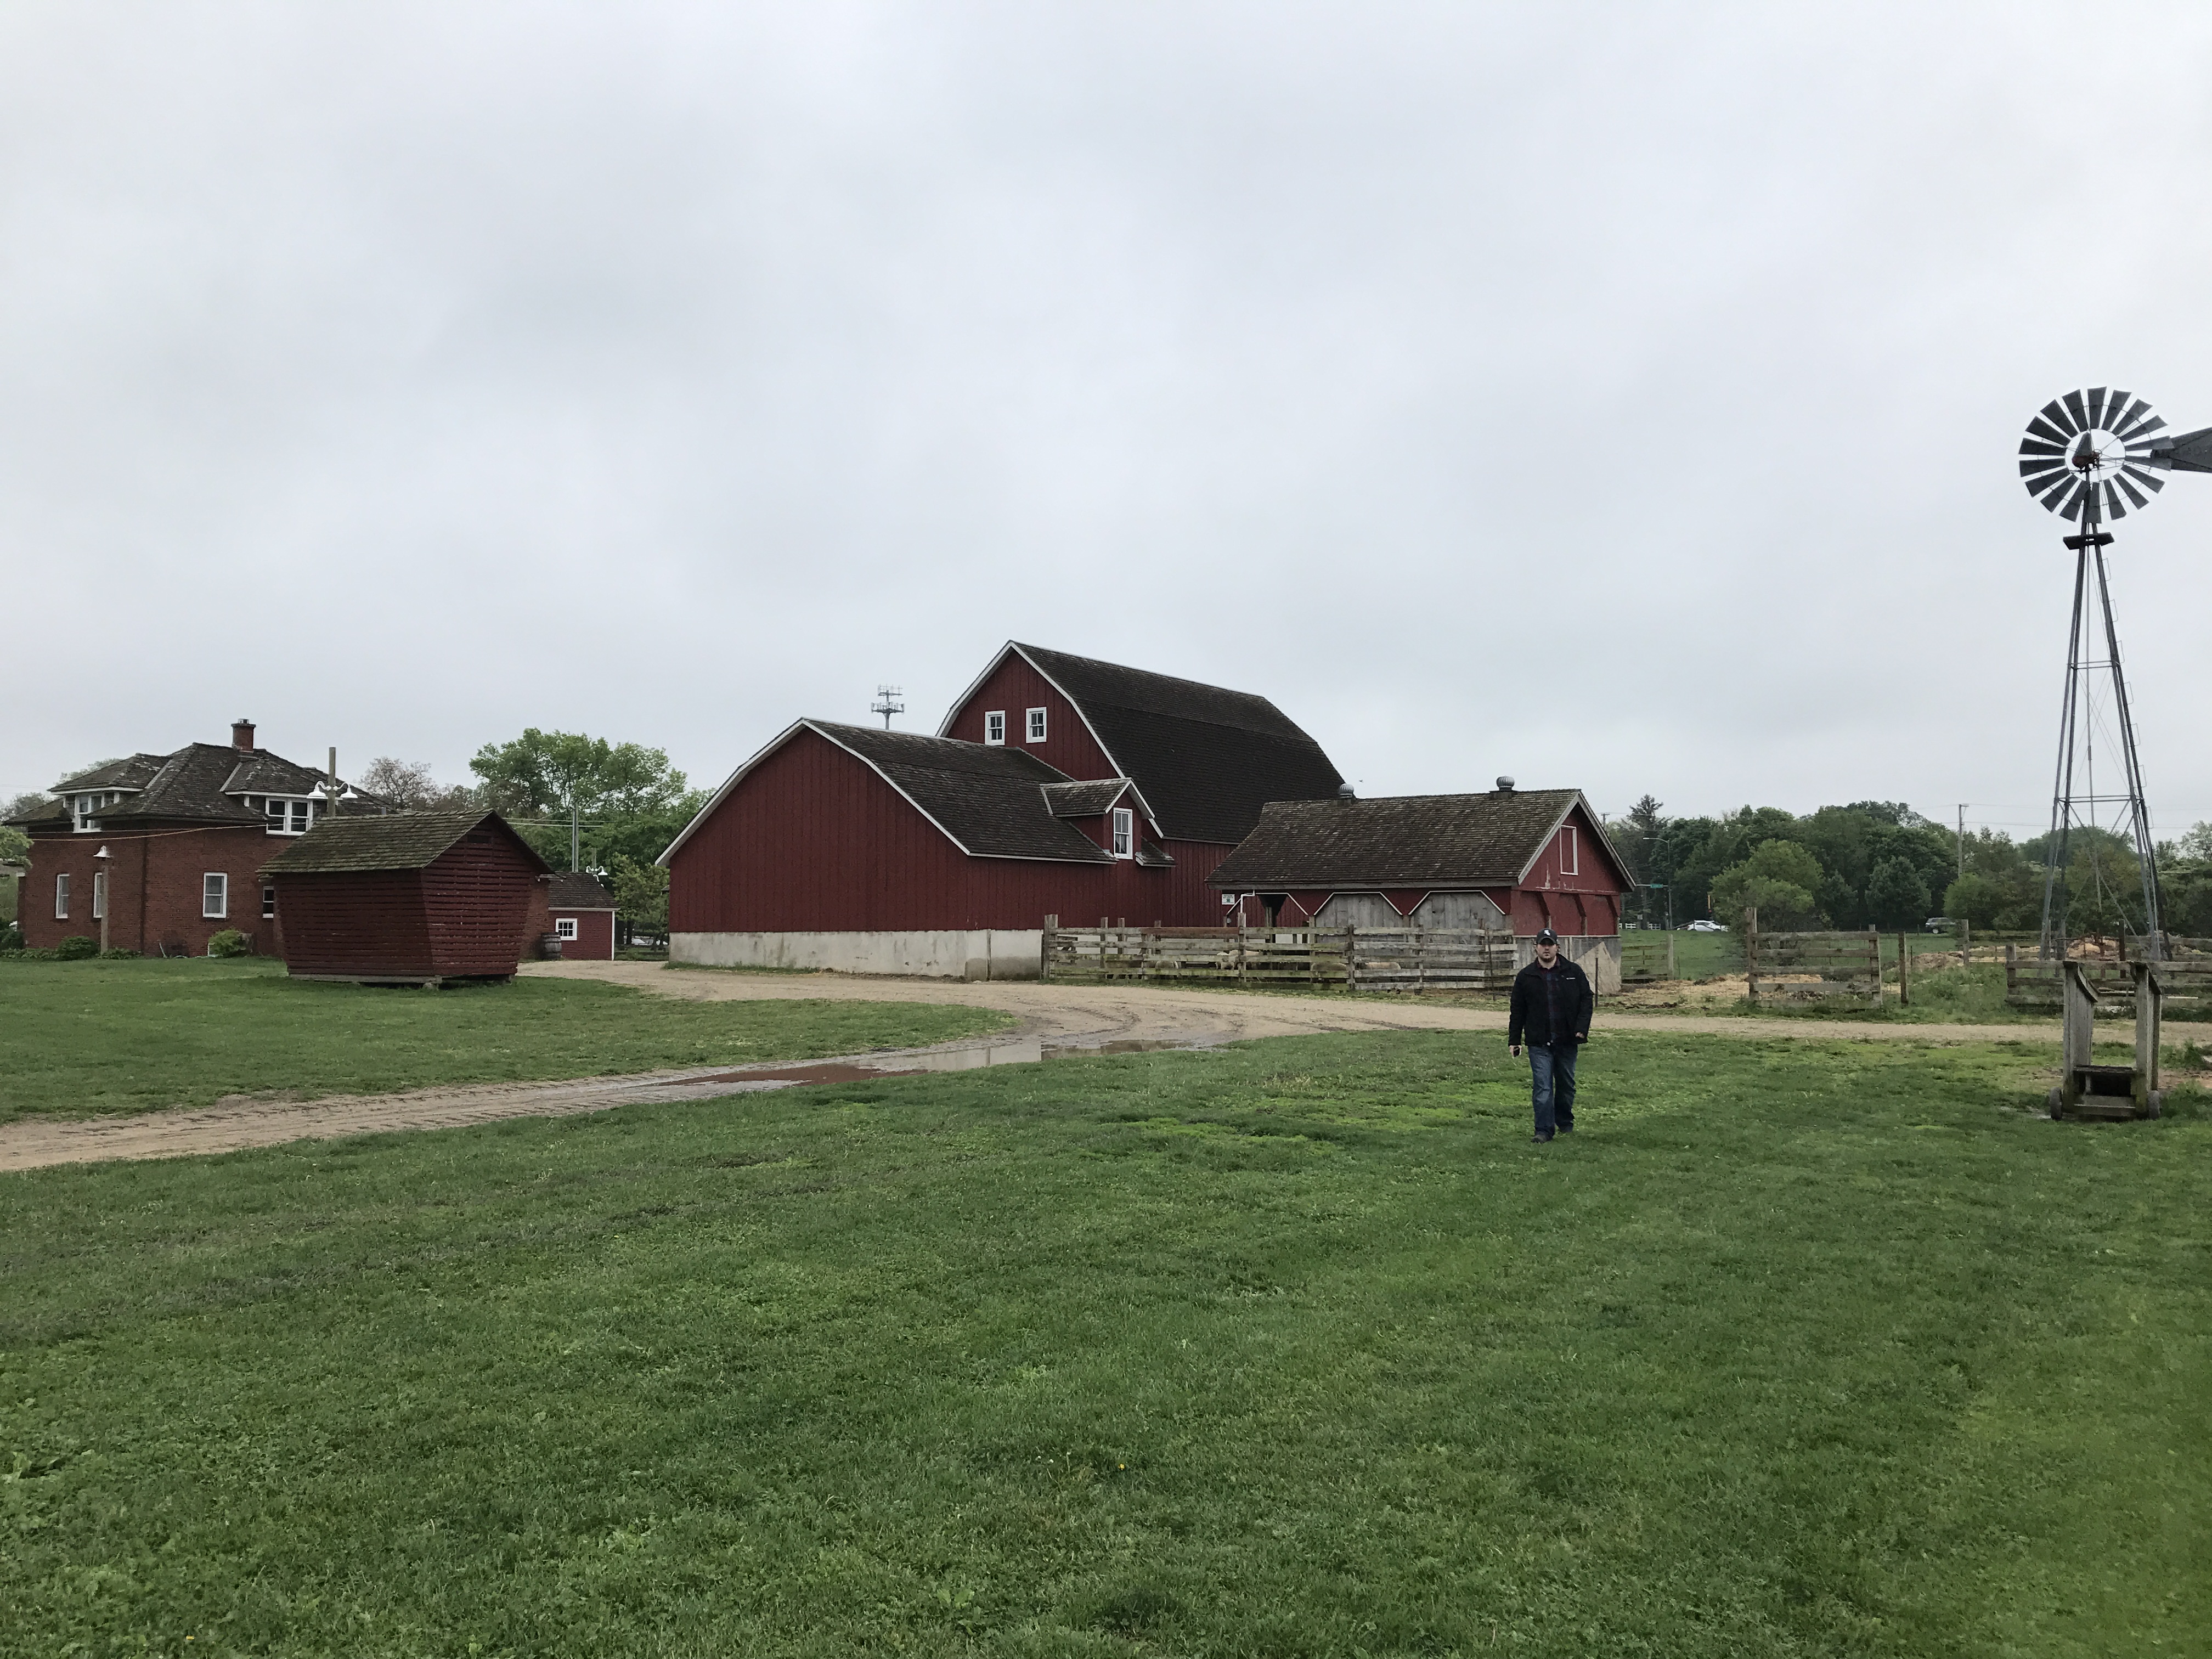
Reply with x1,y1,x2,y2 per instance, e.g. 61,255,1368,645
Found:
1923,916,1954,933
1685,919,1725,933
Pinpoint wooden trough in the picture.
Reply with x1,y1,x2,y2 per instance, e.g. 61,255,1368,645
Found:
2049,959,2164,1122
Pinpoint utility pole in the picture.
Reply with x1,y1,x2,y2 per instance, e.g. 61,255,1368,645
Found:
571,802,580,872
1957,804,1967,884
871,685,905,729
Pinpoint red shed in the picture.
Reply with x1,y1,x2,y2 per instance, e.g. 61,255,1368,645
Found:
530,870,618,960
262,810,551,986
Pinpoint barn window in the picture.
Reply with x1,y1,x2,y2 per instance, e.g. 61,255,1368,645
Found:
1026,707,1047,742
1111,807,1133,859
1560,827,1578,876
54,873,70,918
262,885,277,919
555,917,579,942
983,711,1006,746
203,873,228,918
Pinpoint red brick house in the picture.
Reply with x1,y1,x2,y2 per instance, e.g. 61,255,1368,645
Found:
659,642,1346,978
263,810,550,985
1205,784,1635,988
8,720,390,957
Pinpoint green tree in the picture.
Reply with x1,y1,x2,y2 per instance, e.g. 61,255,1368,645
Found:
1866,857,1932,929
470,730,701,871
1942,872,2007,930
606,854,670,940
1711,839,1826,932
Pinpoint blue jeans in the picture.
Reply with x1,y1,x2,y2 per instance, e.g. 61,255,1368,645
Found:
1529,1041,1578,1138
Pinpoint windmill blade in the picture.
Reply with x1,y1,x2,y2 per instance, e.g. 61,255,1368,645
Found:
2166,425,2212,473
2059,479,2090,520
2085,387,2110,429
2121,464,2166,493
2027,415,2071,445
2019,437,2068,459
2110,395,2153,436
2021,460,2069,486
2064,390,2091,430
2035,470,2076,510
2103,481,2126,519
2042,398,2080,436
2116,473,2150,510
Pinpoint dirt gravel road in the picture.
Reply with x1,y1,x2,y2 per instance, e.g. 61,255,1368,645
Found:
4,960,2170,1173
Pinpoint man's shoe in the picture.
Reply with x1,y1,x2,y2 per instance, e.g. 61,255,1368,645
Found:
1556,1122,1574,1135
1531,1133,1554,1144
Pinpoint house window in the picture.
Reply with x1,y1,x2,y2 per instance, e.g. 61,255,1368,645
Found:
55,873,69,918
983,711,1006,746
1026,707,1047,742
73,794,98,832
265,798,313,834
555,917,579,942
93,873,106,920
262,885,277,920
1560,827,1578,876
1111,807,1133,859
203,873,228,918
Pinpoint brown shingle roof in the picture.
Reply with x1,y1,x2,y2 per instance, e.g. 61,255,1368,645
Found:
548,871,617,909
810,723,1112,863
1206,789,1602,890
18,739,391,829
1003,644,1345,844
262,810,551,876
1041,778,1132,817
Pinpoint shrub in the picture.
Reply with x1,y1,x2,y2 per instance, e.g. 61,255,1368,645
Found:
206,929,251,958
98,947,140,960
54,935,98,961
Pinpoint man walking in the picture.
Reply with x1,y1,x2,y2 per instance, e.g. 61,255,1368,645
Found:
1508,928,1593,1144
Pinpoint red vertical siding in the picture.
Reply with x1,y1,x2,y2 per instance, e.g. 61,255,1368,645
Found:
669,728,1229,932
550,909,616,959
421,832,543,976
942,654,1119,793
273,871,432,975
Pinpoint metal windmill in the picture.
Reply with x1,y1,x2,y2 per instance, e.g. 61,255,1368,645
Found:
2018,388,2212,959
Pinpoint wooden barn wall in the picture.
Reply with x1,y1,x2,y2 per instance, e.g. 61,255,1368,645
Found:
551,908,617,960
941,656,1123,803
669,729,1230,933
273,871,432,976
421,831,541,975
1518,804,1628,934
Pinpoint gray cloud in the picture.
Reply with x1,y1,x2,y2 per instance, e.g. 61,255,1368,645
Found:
7,2,2212,842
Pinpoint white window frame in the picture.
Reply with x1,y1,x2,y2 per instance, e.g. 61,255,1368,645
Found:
1026,707,1048,743
1560,826,1579,876
983,710,1006,746
262,885,277,920
265,798,314,835
1111,806,1134,860
74,794,98,832
203,872,228,919
554,916,579,941
93,872,106,920
55,873,69,918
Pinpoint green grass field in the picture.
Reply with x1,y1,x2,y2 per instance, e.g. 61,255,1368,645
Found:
4,1029,2205,1655
0,960,1012,1123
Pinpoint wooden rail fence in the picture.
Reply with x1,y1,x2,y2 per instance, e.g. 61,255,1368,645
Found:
2005,939,2212,1013
1042,923,1519,992
1743,920,1883,1008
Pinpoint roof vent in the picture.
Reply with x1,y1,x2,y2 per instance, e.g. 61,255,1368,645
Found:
1496,775,1515,794
1337,784,1356,800
232,719,256,752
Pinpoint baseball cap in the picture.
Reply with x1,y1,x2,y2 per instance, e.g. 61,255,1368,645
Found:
1536,928,1559,945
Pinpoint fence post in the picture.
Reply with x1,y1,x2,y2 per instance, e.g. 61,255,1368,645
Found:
1745,907,1759,1006
1345,924,1357,991
1897,930,1910,1006
1238,923,1248,986
1042,915,1057,981
2005,941,2017,998
1666,924,1677,981
1960,917,1971,972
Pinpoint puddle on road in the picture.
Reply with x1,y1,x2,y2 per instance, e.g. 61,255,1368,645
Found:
684,1035,1218,1091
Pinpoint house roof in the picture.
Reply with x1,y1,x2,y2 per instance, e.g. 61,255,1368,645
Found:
15,737,388,830
1205,789,1627,891
263,810,551,876
548,871,617,910
658,720,1117,867
941,643,1345,844
1041,778,1133,817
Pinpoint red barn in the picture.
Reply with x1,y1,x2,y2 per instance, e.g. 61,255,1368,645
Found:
263,810,550,986
659,643,1346,978
1205,785,1635,989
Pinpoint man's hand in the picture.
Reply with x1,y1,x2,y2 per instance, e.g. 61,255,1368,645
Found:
1509,1045,1521,1058
1577,1032,1589,1043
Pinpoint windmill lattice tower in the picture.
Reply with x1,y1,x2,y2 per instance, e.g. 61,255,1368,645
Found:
2018,389,2212,960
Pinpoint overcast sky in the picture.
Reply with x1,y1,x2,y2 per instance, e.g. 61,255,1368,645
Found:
7,3,2212,840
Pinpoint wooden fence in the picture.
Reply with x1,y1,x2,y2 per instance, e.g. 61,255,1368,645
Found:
1745,924,1883,1008
1042,924,1519,992
2005,939,2212,1013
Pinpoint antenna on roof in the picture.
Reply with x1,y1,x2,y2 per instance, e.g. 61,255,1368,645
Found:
871,686,905,730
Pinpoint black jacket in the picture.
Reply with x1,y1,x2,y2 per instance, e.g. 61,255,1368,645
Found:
1508,955,1593,1048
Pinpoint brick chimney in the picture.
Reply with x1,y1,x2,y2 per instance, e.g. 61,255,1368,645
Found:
232,719,256,752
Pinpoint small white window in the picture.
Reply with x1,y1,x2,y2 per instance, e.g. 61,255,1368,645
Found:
265,798,313,834
1111,806,1133,859
1560,826,1578,876
73,794,97,832
262,885,276,920
93,872,106,920
55,873,70,918
203,872,228,918
983,711,1006,746
1026,707,1047,742
555,917,579,941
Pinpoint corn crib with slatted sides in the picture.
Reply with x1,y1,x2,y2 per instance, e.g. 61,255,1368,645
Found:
1041,924,1520,993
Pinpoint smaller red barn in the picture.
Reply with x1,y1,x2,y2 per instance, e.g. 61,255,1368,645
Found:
543,871,618,960
263,810,551,986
